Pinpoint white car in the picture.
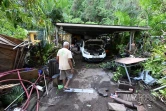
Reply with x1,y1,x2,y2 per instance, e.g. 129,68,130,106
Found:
80,39,106,62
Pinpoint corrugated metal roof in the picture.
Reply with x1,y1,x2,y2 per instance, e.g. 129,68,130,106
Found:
56,23,150,36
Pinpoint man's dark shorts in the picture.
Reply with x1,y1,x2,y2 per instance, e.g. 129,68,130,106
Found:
59,70,73,80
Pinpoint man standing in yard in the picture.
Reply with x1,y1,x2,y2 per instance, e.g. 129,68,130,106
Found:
56,41,74,89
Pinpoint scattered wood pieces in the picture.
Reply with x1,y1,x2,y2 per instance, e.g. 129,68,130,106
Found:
113,97,137,108
0,83,20,90
108,102,126,111
137,105,147,111
115,89,134,94
118,81,135,91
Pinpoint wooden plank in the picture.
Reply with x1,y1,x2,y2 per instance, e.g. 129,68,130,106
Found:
0,44,26,72
0,83,20,90
115,57,148,64
108,103,126,111
16,47,24,68
0,69,39,84
0,46,16,72
13,49,20,69
0,43,14,50
0,34,26,72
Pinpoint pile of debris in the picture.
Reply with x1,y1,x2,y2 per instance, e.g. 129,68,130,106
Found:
96,80,166,111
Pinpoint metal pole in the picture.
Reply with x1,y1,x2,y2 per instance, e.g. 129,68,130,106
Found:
13,41,26,50
129,31,135,51
43,71,48,95
129,32,132,51
153,85,166,91
61,27,63,42
123,64,131,85
55,27,59,46
21,42,34,47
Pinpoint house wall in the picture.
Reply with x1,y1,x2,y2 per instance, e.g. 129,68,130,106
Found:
59,33,72,44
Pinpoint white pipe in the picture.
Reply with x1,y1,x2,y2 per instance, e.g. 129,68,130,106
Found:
43,71,48,95
4,85,32,110
13,41,26,50
21,42,34,47
153,85,166,91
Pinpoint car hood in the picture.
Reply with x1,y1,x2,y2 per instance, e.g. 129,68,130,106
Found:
85,45,104,54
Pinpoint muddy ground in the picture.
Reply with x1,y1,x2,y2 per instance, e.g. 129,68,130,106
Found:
39,52,166,111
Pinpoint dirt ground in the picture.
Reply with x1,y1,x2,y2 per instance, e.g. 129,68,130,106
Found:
39,52,166,111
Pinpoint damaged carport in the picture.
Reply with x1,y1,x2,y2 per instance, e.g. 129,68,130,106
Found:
52,23,162,111
55,23,150,48
37,23,166,111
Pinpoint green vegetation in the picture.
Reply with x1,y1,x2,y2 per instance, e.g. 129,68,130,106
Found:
113,67,125,82
1,0,166,39
143,37,166,99
65,0,166,35
0,0,64,40
100,62,113,69
27,42,59,67
0,86,24,106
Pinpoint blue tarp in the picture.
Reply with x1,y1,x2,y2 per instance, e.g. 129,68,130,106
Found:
134,70,156,85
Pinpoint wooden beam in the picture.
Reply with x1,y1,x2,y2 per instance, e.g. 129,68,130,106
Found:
0,69,39,84
0,83,20,90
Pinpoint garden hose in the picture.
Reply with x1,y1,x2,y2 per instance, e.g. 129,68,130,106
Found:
0,79,40,111
0,69,41,111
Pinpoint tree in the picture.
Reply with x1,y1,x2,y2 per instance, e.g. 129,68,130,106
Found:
0,0,64,40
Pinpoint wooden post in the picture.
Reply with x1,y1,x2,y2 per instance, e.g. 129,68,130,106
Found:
16,47,24,68
55,27,59,46
13,48,19,69
38,43,44,65
129,31,135,51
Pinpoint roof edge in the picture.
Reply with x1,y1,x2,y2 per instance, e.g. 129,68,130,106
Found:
56,23,151,30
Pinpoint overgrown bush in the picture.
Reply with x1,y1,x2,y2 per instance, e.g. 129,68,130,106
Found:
143,37,166,101
100,61,117,71
42,42,59,63
0,86,24,106
143,44,165,78
113,67,126,82
27,42,59,67
100,61,126,81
